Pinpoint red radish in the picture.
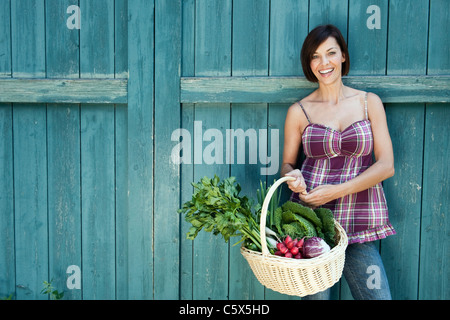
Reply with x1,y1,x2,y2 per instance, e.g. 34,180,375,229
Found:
280,245,288,254
276,242,284,251
290,246,299,255
284,252,293,258
274,251,283,256
284,235,292,244
286,241,294,249
296,237,304,248
294,253,303,259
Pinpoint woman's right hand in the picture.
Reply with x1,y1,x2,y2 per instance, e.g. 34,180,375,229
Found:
285,169,308,195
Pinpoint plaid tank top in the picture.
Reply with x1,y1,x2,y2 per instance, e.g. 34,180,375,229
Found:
290,93,396,244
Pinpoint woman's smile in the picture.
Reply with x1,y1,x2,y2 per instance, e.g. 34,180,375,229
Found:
318,68,335,77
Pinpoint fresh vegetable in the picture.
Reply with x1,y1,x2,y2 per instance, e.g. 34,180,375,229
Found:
302,237,331,258
313,207,336,248
282,201,323,230
179,176,337,259
179,175,279,253
256,180,282,230
281,209,318,239
178,175,264,250
274,235,304,259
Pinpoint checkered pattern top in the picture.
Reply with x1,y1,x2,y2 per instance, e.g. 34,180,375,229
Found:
290,95,396,244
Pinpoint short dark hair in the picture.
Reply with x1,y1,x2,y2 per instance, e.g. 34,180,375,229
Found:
300,24,350,83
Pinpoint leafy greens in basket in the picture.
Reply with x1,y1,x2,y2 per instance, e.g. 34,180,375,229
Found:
178,175,265,251
178,175,337,255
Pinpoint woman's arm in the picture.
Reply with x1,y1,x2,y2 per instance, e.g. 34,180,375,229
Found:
281,103,309,194
299,93,395,206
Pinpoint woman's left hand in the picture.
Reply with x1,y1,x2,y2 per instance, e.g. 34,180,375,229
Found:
298,184,340,207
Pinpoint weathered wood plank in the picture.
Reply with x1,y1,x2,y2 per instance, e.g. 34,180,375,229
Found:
11,0,48,300
266,0,309,300
420,104,450,299
179,0,195,300
113,0,129,300
382,0,429,300
229,0,269,300
348,0,388,76
0,78,127,104
0,103,14,299
45,0,82,300
0,0,11,77
153,0,181,300
127,0,154,299
79,0,116,300
309,0,348,37
383,104,424,300
180,75,450,104
193,0,232,300
419,0,450,299
0,0,14,299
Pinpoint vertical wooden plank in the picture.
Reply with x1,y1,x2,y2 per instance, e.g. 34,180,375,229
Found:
309,0,348,36
127,0,154,299
419,0,450,300
114,0,129,300
348,0,388,76
0,0,11,77
193,0,232,300
180,0,195,300
0,0,15,299
427,0,450,75
11,0,48,300
383,104,424,299
267,0,309,300
229,0,269,300
386,1,429,75
419,105,450,299
154,0,181,299
269,0,307,77
0,102,14,298
382,0,429,300
45,0,82,300
79,0,116,300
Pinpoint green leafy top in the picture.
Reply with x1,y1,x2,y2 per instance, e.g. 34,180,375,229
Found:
178,175,262,248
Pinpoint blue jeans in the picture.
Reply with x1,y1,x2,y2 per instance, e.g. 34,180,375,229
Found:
302,241,392,300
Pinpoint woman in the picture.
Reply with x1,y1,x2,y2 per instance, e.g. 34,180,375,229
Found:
281,25,396,300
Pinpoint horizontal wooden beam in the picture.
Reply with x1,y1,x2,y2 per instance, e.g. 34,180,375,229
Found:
180,75,450,104
0,78,128,104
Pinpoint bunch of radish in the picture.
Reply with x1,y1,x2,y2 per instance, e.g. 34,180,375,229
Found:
274,235,304,259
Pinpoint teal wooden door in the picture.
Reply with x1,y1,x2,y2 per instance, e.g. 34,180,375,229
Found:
0,0,449,300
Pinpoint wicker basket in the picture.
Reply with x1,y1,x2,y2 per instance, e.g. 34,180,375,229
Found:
240,176,348,297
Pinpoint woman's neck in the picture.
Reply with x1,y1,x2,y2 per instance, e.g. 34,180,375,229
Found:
316,79,346,105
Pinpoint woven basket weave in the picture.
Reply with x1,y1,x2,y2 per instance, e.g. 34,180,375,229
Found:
240,176,348,297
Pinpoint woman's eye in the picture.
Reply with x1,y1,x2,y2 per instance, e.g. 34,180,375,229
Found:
328,52,336,56
312,55,319,59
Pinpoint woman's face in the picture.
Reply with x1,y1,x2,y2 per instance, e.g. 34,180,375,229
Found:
309,36,346,84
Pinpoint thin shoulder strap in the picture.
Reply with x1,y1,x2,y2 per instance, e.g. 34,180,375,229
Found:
296,101,311,123
364,92,368,120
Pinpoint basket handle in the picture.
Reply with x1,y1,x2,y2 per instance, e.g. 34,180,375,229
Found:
260,176,296,256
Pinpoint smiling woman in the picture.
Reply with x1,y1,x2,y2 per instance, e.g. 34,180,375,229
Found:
281,24,396,300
